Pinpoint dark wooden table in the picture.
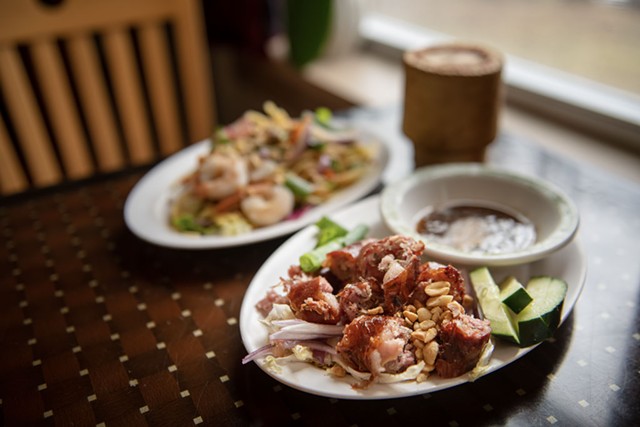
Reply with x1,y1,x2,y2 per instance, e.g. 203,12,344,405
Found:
1,107,639,426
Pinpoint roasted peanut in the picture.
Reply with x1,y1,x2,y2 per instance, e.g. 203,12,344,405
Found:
423,327,437,343
419,320,436,330
427,294,454,308
403,310,418,323
424,281,450,296
431,307,443,323
411,329,429,342
447,301,465,318
417,307,431,322
363,306,383,315
415,347,423,361
422,363,435,373
423,341,439,365
328,364,346,377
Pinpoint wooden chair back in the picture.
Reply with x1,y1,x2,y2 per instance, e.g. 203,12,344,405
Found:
0,0,215,195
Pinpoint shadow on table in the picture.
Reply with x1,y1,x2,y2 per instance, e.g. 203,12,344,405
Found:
113,226,291,286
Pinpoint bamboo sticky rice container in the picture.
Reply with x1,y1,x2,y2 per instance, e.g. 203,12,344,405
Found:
402,43,504,166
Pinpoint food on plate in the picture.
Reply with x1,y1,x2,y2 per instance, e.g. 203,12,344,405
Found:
469,267,520,344
299,217,369,273
514,276,567,347
499,276,533,314
243,219,494,389
169,102,376,235
337,315,415,379
470,267,568,347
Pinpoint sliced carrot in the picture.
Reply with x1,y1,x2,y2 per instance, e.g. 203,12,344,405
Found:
214,190,244,213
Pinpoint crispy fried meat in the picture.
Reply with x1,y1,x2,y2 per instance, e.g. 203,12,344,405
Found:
435,314,491,378
286,276,340,324
336,315,415,377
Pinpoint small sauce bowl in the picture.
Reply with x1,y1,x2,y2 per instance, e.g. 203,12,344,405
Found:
380,164,579,266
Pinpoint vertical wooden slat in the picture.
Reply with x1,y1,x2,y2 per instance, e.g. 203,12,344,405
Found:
0,45,61,187
103,27,154,165
0,115,28,195
174,0,215,144
0,0,216,195
32,39,93,179
138,23,182,155
66,34,124,172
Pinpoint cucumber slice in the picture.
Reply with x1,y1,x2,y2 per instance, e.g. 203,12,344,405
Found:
285,172,314,199
469,267,520,345
516,276,568,347
500,276,533,314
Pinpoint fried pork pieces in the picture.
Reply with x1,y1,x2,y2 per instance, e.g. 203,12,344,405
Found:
256,235,491,383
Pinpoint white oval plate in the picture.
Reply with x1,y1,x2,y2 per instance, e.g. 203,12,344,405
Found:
239,195,587,400
124,136,388,249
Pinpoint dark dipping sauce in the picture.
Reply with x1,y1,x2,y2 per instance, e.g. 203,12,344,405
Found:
416,204,536,255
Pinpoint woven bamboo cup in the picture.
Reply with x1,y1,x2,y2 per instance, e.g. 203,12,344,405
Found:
402,43,504,166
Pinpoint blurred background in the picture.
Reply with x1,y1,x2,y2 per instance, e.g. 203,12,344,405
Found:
364,0,640,95
204,0,639,113
202,0,640,182
202,0,355,123
2,0,639,193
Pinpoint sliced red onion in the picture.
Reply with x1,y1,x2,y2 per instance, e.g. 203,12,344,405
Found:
286,205,313,220
317,154,332,172
242,343,275,364
269,321,343,339
269,330,341,341
270,319,305,327
243,339,337,366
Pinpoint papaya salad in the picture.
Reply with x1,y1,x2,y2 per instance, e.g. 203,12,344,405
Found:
243,218,568,390
169,102,376,236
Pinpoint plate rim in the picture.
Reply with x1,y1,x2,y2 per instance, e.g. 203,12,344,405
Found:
124,135,389,249
239,194,587,400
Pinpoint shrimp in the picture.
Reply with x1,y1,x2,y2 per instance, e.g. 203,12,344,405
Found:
249,158,279,182
240,184,294,227
194,152,249,200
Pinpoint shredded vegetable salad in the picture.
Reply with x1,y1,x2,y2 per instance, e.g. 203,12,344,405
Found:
169,102,376,235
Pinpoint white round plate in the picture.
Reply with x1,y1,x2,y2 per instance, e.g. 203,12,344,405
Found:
239,195,587,400
124,137,388,249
